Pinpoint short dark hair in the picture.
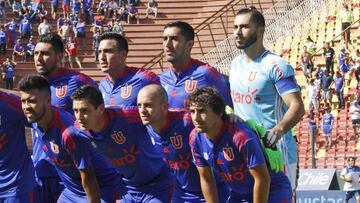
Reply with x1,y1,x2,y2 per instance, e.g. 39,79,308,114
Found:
99,32,128,53
71,85,104,108
187,87,226,120
236,7,265,27
38,32,64,53
18,75,51,96
164,21,195,41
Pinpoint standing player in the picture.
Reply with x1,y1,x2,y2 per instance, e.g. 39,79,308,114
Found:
33,32,96,202
160,21,231,109
137,84,229,202
188,87,292,203
19,75,122,203
98,32,160,107
0,90,36,202
71,85,173,203
229,7,305,194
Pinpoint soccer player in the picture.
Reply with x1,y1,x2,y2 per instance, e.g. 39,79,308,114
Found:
0,90,36,202
33,32,96,202
188,87,292,203
98,32,160,107
71,85,173,203
160,21,231,109
19,75,122,203
137,84,229,202
229,7,305,193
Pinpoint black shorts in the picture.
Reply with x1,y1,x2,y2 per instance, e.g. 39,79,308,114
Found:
342,22,351,30
352,119,360,125
346,190,360,201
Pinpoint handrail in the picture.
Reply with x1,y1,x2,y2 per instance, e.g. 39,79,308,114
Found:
311,17,360,57
142,0,243,70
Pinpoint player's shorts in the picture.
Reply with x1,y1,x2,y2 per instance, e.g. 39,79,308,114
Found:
58,187,120,203
322,126,332,135
0,191,37,203
62,5,70,13
35,176,64,203
345,190,360,201
352,119,360,125
171,181,229,203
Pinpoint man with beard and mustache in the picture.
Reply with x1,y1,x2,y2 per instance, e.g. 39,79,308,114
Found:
229,7,304,197
160,21,232,109
97,32,160,107
33,32,96,202
19,75,122,203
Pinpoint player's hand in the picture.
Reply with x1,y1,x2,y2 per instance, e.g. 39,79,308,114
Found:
267,126,285,148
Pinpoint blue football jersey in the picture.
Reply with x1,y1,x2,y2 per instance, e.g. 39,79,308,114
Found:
160,59,232,109
99,67,160,107
145,111,228,202
189,120,291,201
322,113,334,128
77,107,172,195
32,108,121,197
0,91,36,198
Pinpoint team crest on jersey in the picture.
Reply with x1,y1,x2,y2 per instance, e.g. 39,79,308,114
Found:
203,152,209,160
170,135,183,149
120,85,132,99
111,131,126,144
185,80,197,93
55,86,68,98
223,147,234,161
50,141,60,154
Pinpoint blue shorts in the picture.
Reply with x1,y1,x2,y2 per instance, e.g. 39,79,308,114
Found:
345,190,360,201
0,191,36,203
35,176,64,203
58,187,119,203
322,127,332,135
172,181,229,203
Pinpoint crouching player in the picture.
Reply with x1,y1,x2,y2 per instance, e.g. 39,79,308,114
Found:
188,87,292,203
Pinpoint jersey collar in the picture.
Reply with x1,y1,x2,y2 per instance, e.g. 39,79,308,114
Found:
48,67,66,79
206,120,227,141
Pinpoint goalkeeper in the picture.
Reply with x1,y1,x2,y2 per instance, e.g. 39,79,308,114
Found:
188,87,292,203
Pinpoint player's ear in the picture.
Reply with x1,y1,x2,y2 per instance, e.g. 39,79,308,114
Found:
98,103,105,114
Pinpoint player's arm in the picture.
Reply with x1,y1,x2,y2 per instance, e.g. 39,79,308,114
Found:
196,166,219,203
79,167,101,203
249,163,270,203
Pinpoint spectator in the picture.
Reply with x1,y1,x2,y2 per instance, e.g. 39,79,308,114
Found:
340,157,360,203
12,39,25,62
307,78,320,113
38,18,51,35
74,17,86,46
97,0,108,16
50,0,58,19
308,110,318,149
117,2,128,22
19,14,32,40
340,4,354,49
108,0,118,17
339,47,347,67
128,0,139,6
0,25,7,55
340,55,353,75
62,0,70,18
56,16,64,32
321,107,334,148
111,19,123,35
11,0,21,15
314,65,324,80
1,58,15,90
71,0,81,14
320,69,333,106
350,100,360,139
305,36,316,56
36,3,48,22
65,36,83,69
324,42,335,75
145,0,158,18
300,46,313,79
93,14,106,29
58,20,73,44
0,0,6,19
334,71,345,109
5,18,18,47
93,28,101,61
25,36,35,61
127,4,139,24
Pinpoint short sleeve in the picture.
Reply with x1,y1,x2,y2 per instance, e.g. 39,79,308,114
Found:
189,130,209,167
341,168,347,176
63,128,93,170
269,60,300,96
241,138,266,169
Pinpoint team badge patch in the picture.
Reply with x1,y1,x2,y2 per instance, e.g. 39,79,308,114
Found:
203,152,209,160
55,86,67,98
223,147,234,161
50,141,60,154
111,131,126,144
185,80,197,93
170,135,183,149
120,85,132,99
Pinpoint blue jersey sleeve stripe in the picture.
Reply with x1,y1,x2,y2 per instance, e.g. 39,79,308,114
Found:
275,76,300,96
